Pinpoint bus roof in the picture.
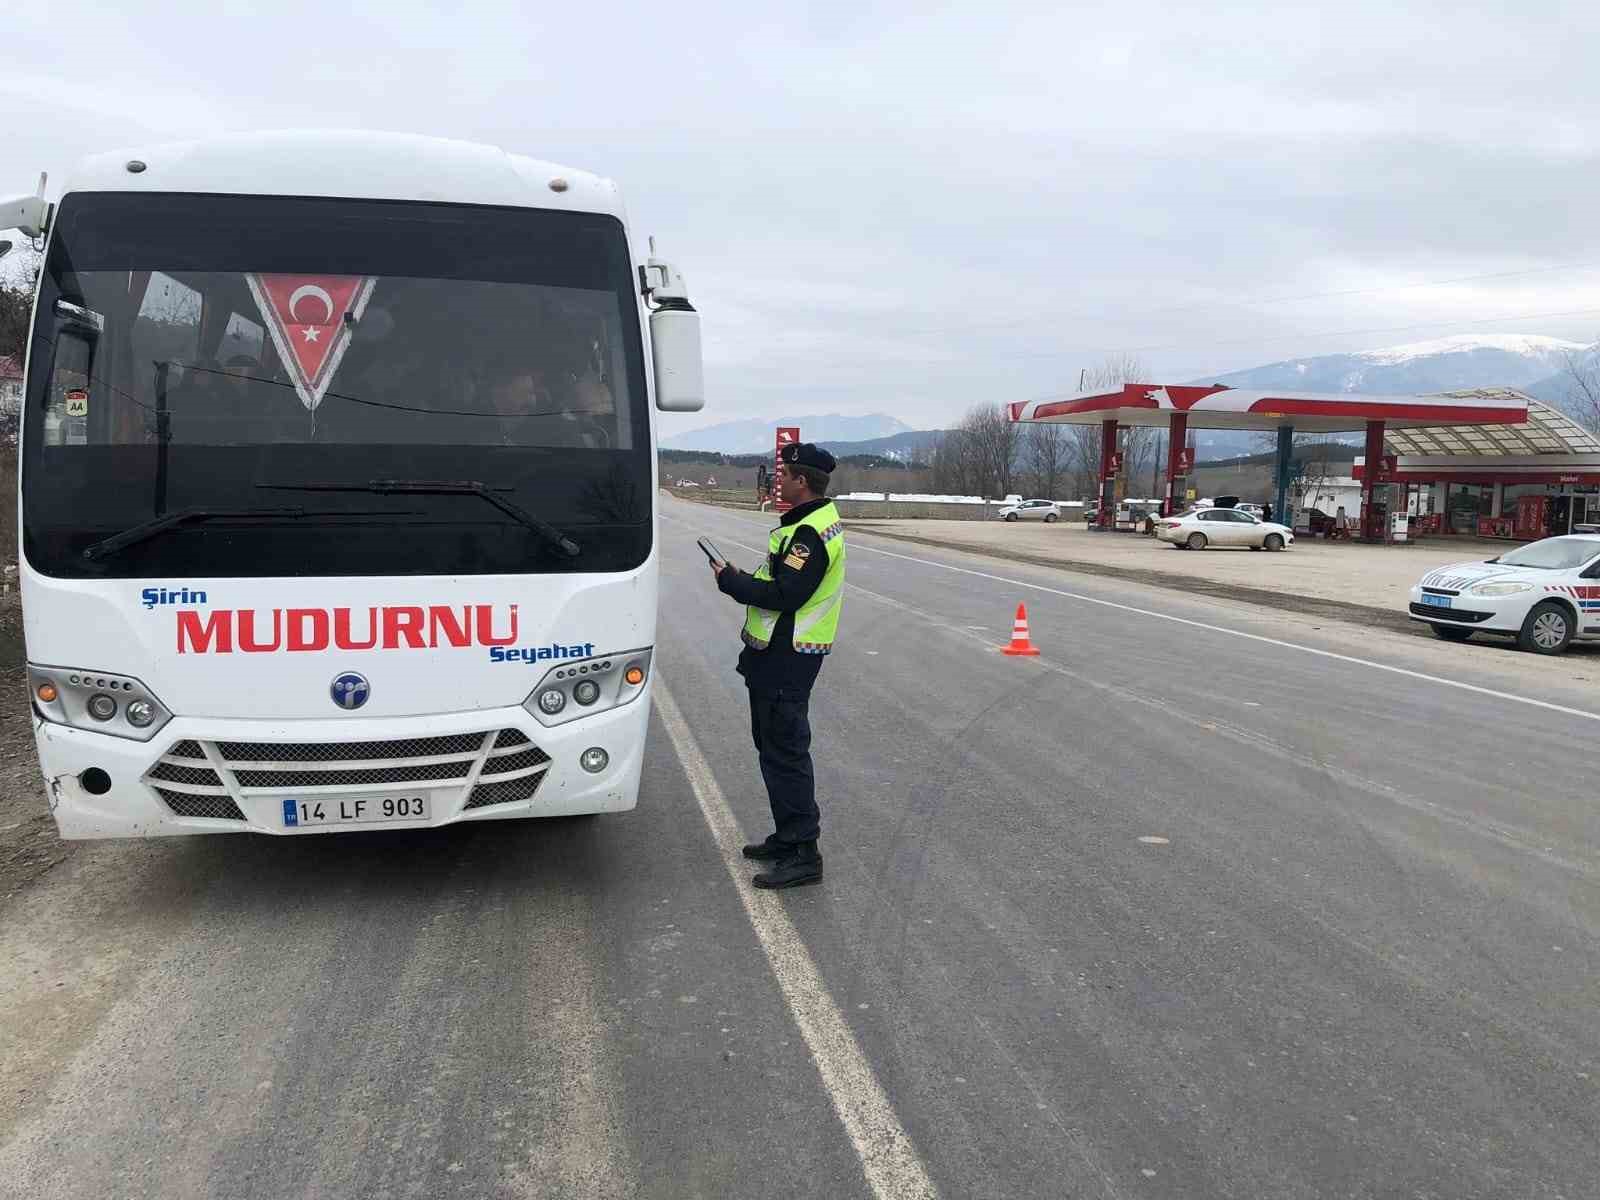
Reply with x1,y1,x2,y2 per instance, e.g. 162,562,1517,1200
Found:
57,130,624,219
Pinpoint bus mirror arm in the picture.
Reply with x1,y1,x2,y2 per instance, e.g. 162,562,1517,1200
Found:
1,173,51,240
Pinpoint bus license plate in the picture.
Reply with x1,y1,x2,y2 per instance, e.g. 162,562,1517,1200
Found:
1422,594,1453,608
282,795,430,828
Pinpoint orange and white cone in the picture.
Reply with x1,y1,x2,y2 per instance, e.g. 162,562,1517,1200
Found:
1001,603,1040,656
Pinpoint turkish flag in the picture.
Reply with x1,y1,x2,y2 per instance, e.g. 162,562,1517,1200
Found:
247,274,376,408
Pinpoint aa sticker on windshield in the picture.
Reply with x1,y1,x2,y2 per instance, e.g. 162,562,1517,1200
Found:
64,389,89,417
247,274,378,410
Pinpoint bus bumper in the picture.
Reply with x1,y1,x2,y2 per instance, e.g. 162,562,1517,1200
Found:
32,691,653,840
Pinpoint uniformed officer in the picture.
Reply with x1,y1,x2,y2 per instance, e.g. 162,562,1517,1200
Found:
708,443,846,888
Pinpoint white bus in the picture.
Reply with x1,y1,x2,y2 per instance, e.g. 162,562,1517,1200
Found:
4,131,702,838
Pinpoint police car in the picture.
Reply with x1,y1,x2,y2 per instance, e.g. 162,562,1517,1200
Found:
1408,534,1600,654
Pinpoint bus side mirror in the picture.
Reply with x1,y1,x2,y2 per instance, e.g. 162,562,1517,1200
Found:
650,305,703,412
643,255,704,412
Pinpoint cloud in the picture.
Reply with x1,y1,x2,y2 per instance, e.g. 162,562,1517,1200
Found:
5,0,1600,428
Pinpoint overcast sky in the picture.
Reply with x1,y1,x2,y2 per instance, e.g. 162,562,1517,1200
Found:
5,1,1600,434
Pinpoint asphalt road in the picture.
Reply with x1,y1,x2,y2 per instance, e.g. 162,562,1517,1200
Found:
1,491,1596,1199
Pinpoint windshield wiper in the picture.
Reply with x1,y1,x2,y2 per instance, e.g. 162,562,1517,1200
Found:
257,479,581,558
81,506,412,561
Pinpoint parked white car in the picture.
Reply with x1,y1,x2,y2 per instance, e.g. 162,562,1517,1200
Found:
1155,507,1294,551
997,499,1061,523
1408,534,1600,654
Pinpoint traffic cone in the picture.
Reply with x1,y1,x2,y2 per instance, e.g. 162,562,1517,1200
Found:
1002,603,1040,656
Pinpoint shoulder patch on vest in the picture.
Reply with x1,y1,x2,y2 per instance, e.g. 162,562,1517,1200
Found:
789,540,812,560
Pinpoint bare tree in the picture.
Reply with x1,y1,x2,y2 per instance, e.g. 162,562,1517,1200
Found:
0,248,42,446
0,247,42,364
1077,354,1153,497
1064,425,1103,498
1289,444,1346,524
930,429,973,495
1023,422,1068,499
1559,342,1600,433
1252,428,1346,519
1084,353,1147,393
1122,427,1161,496
961,402,1021,497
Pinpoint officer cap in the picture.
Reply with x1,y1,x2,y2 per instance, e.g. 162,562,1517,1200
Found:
780,442,837,474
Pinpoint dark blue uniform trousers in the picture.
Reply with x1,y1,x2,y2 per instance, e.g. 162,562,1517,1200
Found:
748,690,820,845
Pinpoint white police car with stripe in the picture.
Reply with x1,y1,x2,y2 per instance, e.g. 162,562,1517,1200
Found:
1408,534,1600,654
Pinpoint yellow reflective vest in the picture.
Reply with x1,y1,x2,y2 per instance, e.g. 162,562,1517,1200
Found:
741,501,846,654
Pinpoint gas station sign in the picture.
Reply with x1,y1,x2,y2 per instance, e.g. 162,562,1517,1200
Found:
774,426,800,512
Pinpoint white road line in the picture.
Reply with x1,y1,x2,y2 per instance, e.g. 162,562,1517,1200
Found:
841,540,1600,724
653,681,940,1200
666,507,1600,725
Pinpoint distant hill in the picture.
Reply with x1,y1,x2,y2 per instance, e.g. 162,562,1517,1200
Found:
1523,343,1598,406
1186,333,1595,459
660,412,916,454
660,427,945,465
1205,333,1587,395
662,332,1599,466
815,429,944,460
1199,443,1360,471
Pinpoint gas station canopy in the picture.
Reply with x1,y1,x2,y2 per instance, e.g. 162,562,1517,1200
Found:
1008,383,1533,540
1009,384,1529,435
1384,393,1598,456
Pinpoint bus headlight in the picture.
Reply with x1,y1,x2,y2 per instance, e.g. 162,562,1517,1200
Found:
27,665,172,742
522,648,652,727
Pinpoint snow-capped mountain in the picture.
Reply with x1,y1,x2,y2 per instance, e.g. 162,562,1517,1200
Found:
660,412,915,454
1525,343,1600,407
1206,334,1590,395
1174,334,1595,458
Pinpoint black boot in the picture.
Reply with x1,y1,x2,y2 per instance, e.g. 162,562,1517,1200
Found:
752,841,823,889
742,834,787,861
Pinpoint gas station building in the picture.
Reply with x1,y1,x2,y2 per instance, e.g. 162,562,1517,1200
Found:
1010,384,1535,541
1353,393,1600,540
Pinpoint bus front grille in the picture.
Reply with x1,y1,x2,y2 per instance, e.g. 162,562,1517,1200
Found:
464,774,547,810
153,788,247,821
143,729,551,820
230,760,475,789
215,732,489,763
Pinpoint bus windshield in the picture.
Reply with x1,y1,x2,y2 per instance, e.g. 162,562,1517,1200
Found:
23,193,652,578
